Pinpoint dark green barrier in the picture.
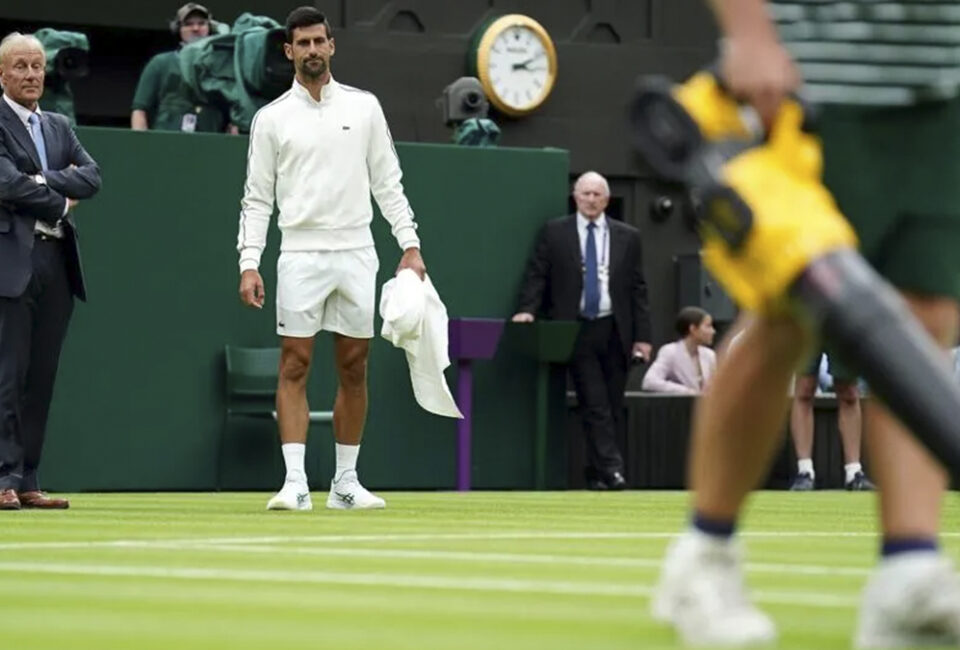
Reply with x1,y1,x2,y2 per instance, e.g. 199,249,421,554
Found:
40,128,569,491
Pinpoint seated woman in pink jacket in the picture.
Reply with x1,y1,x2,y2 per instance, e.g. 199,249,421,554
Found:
642,307,717,394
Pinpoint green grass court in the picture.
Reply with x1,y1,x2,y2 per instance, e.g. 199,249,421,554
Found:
3,491,959,649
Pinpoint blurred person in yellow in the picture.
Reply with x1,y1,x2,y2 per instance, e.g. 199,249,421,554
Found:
649,1,960,647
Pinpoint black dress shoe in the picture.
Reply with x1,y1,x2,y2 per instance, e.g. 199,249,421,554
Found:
602,471,628,491
845,471,875,491
789,472,815,491
586,477,609,491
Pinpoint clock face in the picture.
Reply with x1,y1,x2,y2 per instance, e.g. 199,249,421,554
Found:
488,26,551,111
476,15,557,116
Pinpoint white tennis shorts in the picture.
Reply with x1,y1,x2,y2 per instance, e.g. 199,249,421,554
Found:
276,247,379,339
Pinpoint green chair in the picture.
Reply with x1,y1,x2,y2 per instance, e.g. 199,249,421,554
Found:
220,346,333,487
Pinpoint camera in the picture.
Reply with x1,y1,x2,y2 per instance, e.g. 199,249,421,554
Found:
649,195,675,222
52,47,89,81
440,77,490,126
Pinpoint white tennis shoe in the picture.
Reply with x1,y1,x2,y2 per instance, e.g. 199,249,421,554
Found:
651,530,777,647
856,551,960,648
326,470,386,510
266,481,312,511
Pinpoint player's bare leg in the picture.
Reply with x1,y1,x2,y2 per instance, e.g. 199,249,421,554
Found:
690,314,809,519
652,314,810,646
267,336,316,511
856,293,960,648
835,380,870,490
789,374,818,490
327,334,384,510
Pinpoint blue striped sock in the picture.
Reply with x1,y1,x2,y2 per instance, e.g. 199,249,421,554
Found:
692,511,736,539
881,538,938,557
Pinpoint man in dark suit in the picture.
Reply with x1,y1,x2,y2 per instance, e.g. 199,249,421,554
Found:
0,33,101,510
513,171,652,490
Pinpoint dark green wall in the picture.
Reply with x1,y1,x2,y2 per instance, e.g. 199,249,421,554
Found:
39,128,569,491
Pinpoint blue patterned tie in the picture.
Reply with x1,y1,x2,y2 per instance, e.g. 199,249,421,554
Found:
583,222,600,318
27,113,48,171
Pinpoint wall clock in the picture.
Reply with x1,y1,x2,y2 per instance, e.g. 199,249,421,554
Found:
470,14,558,117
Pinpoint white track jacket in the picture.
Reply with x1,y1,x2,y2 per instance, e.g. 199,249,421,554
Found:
237,78,420,272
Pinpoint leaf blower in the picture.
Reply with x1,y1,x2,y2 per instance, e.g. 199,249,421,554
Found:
630,71,960,474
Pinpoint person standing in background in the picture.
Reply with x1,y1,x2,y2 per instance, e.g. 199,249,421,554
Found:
513,171,653,490
130,3,233,134
237,7,426,512
0,33,101,510
789,351,873,491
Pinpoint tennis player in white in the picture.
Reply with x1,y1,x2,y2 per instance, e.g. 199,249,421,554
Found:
236,6,426,511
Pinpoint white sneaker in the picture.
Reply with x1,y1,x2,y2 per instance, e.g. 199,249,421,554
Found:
651,530,777,647
856,552,960,648
326,470,386,510
265,481,312,511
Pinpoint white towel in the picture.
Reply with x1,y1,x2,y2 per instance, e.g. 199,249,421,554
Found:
380,269,463,418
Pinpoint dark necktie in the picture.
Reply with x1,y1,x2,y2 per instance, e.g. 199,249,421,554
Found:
583,222,600,318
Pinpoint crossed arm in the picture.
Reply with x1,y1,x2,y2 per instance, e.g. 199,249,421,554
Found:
0,123,101,225
0,141,65,225
43,124,102,200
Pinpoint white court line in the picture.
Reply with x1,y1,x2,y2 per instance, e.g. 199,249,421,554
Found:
0,532,653,551
1,529,957,551
0,562,861,608
0,532,655,551
156,531,960,545
0,537,875,577
179,542,874,577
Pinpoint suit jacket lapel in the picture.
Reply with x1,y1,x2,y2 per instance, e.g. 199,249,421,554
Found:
609,220,628,280
563,215,584,301
0,100,43,171
40,113,58,170
565,214,581,268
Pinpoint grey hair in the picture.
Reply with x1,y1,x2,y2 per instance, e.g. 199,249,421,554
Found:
0,32,45,65
573,171,610,197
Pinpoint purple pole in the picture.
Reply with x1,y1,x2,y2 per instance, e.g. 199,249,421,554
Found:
456,359,473,491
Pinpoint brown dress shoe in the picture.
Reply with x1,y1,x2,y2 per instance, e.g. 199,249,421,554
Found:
18,491,69,509
0,488,21,510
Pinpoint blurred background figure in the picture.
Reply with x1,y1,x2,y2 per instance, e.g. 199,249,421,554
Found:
130,3,230,133
642,306,716,395
789,352,873,491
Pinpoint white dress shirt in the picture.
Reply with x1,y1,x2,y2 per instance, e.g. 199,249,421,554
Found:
2,93,66,237
576,212,612,318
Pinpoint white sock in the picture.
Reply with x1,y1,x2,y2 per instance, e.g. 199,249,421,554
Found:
281,443,307,485
335,443,360,482
844,462,863,483
797,458,815,478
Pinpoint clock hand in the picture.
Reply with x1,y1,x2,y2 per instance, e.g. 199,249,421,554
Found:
511,52,546,71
